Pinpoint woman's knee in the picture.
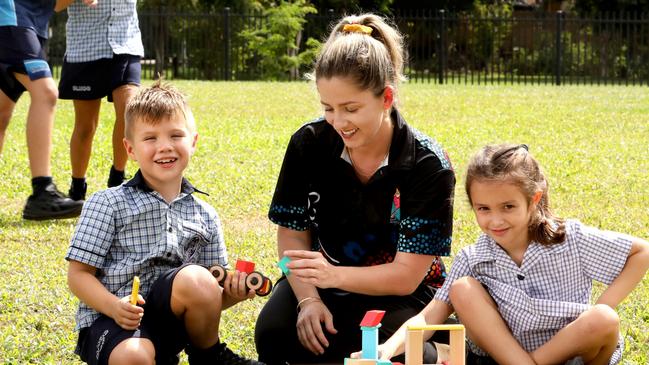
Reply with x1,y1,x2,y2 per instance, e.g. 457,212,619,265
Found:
108,338,155,365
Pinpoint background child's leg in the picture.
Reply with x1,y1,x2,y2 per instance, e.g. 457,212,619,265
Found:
70,99,102,179
449,277,535,365
0,90,15,154
111,84,138,179
108,337,156,365
14,73,57,178
170,265,222,348
531,304,619,365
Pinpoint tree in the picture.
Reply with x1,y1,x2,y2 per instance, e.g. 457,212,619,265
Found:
240,0,320,80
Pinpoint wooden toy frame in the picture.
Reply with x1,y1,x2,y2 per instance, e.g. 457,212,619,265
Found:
405,324,465,365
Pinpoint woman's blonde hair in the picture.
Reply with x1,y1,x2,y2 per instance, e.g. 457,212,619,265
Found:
312,13,406,97
465,144,566,246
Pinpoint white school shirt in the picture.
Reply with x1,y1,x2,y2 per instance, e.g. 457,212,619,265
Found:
435,220,633,364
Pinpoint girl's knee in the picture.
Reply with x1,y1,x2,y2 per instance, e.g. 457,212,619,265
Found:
582,304,619,337
449,276,481,302
108,338,155,365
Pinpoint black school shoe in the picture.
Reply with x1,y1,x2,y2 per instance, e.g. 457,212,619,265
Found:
187,342,265,365
68,182,87,201
22,183,84,220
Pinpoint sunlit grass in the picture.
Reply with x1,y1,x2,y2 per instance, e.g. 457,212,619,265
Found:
0,81,647,364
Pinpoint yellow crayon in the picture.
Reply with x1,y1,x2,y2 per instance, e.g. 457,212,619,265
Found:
130,276,140,305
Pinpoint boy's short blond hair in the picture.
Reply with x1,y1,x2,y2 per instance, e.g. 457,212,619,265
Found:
124,80,195,139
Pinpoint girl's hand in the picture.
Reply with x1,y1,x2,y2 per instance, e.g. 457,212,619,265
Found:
350,344,394,360
285,250,341,289
110,295,144,330
222,270,255,303
296,299,338,355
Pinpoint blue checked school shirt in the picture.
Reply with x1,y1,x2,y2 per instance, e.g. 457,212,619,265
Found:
63,0,143,62
435,220,633,364
65,171,228,330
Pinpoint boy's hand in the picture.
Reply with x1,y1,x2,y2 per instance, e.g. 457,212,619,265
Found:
222,270,255,303
110,295,145,330
83,0,98,6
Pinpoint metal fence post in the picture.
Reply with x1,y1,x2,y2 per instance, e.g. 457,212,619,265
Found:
223,7,231,81
438,9,446,84
555,10,563,85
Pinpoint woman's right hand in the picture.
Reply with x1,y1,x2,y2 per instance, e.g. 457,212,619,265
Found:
296,299,338,355
110,295,145,330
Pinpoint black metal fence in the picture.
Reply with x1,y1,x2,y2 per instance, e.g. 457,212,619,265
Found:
47,9,649,85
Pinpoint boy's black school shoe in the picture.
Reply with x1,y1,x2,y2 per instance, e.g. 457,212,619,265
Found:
22,183,84,220
187,342,266,365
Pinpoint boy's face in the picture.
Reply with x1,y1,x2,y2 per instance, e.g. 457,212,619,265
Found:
123,113,197,192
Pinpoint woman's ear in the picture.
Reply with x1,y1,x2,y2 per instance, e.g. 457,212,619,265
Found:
383,85,394,110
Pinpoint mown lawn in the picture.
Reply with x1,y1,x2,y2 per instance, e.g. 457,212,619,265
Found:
0,81,647,364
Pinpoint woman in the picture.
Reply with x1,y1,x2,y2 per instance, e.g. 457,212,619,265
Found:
255,13,455,364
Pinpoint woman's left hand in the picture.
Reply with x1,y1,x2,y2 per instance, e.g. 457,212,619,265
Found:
284,250,341,289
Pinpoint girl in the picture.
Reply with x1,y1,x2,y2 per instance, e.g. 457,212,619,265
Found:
369,144,649,365
254,13,455,364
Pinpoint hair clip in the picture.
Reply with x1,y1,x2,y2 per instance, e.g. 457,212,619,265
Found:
493,144,529,161
342,23,373,35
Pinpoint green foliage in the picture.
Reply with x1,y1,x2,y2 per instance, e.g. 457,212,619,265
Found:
1,82,648,363
239,1,320,80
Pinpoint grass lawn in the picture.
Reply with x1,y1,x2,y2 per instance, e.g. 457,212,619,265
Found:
0,81,647,364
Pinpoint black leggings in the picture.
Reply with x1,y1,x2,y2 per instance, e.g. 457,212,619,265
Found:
254,277,445,364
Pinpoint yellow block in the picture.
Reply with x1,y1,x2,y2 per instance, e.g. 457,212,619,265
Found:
130,276,140,305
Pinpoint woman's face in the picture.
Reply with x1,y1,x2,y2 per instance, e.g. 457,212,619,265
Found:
316,76,393,151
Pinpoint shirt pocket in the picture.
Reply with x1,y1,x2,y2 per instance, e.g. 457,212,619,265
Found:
178,221,210,263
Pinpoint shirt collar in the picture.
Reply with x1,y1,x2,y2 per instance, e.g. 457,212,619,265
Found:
124,169,208,196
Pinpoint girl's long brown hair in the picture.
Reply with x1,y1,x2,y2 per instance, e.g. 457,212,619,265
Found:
465,144,565,245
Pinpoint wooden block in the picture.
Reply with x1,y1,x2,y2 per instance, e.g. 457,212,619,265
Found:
343,358,377,365
277,255,291,275
360,310,386,327
405,329,423,365
235,259,255,273
449,327,465,365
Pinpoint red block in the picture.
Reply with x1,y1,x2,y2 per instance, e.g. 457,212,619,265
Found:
359,310,385,327
235,260,256,273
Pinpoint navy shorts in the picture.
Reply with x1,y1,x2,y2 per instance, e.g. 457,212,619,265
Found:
75,264,193,365
58,54,141,102
0,26,52,102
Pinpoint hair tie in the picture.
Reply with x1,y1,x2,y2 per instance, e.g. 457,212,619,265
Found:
342,23,373,35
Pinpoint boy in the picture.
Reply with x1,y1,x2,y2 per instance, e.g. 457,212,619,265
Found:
65,81,264,365
59,0,144,201
0,0,89,220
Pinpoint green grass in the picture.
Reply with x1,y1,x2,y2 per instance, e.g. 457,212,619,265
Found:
1,81,648,364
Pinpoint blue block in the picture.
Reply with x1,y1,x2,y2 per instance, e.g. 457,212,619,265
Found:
277,256,291,275
361,327,378,359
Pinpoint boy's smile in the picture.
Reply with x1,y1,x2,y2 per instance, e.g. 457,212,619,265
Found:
123,113,197,202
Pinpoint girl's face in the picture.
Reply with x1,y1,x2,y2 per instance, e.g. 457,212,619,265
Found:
316,76,393,151
469,180,537,253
